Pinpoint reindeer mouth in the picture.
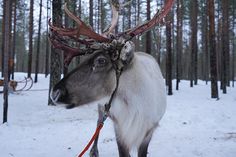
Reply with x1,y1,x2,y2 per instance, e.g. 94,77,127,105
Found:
65,104,76,109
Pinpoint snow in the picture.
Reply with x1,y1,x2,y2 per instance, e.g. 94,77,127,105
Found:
0,73,236,157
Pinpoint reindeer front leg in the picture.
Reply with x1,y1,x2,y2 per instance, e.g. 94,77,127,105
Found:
89,134,99,157
90,105,104,157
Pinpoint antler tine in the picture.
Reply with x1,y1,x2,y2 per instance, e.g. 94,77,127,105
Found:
103,0,120,36
49,33,87,66
49,18,80,37
125,0,175,40
64,3,111,42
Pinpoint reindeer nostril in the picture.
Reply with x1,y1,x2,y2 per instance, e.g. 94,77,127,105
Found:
50,89,61,102
50,85,68,103
66,103,75,109
54,90,61,100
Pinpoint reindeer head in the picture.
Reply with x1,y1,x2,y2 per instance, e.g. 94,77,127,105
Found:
50,0,174,109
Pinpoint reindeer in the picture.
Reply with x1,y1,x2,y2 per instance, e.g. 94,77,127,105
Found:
49,0,174,157
0,79,18,91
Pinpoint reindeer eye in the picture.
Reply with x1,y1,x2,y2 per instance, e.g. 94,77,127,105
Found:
94,56,108,67
98,58,107,65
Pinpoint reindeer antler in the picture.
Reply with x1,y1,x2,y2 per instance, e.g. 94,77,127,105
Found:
49,1,121,65
103,0,120,36
49,0,175,66
123,0,175,40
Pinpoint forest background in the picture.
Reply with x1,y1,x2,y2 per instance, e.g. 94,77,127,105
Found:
0,0,235,99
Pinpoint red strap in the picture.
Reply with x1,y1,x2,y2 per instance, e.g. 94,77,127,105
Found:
78,123,104,157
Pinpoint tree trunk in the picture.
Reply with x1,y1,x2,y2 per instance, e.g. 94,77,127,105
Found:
27,0,34,78
145,0,151,54
97,0,101,32
63,0,76,75
100,0,105,32
176,0,183,90
190,0,198,86
48,0,62,105
1,0,6,77
128,1,132,29
78,0,82,20
45,0,50,77
208,0,219,99
11,0,17,80
221,0,229,93
136,0,141,51
165,0,173,95
232,36,235,87
155,27,161,65
201,0,209,84
89,0,93,28
232,3,235,87
34,0,43,83
3,0,12,123
63,0,69,76
216,0,223,90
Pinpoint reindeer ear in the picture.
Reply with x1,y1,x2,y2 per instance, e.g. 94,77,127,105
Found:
120,41,135,65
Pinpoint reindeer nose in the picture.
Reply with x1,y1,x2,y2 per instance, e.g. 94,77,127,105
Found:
50,86,68,103
51,89,61,101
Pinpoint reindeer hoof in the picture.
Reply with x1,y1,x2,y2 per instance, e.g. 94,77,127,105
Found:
90,147,99,157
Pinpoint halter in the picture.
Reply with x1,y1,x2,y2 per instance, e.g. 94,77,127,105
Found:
77,40,129,157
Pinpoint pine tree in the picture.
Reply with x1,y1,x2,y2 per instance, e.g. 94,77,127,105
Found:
190,0,198,86
208,0,219,98
45,0,50,77
221,0,230,93
145,0,151,54
27,0,34,78
176,0,183,90
165,0,173,95
34,0,43,83
89,0,94,28
48,0,62,105
3,0,12,123
1,0,6,77
201,0,209,84
232,2,235,87
11,0,17,80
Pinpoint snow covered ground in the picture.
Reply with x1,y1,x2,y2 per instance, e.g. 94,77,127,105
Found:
0,73,236,157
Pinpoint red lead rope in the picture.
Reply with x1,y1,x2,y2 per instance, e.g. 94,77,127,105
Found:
78,68,122,157
77,123,104,157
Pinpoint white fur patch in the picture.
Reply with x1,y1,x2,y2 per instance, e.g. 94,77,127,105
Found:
109,52,166,150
